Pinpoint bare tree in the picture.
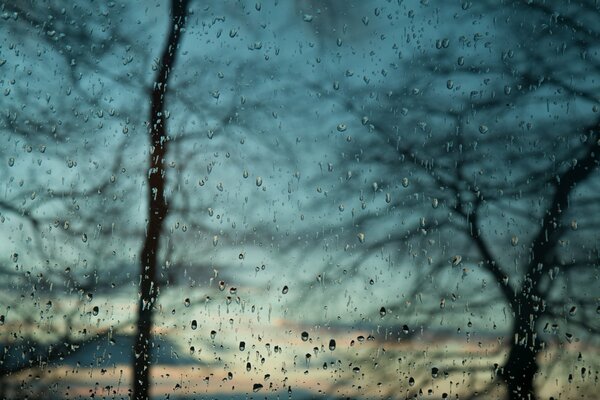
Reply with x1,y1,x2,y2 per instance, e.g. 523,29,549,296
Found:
290,1,600,400
132,1,189,399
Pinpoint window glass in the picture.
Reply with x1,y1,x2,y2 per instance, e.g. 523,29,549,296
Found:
1,1,598,399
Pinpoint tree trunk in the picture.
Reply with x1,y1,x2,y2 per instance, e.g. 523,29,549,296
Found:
132,1,188,399
501,295,541,400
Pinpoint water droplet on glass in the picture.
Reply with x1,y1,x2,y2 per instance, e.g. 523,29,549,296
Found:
432,367,439,378
401,177,409,187
252,383,263,392
357,232,365,243
184,298,190,307
451,255,462,266
239,341,246,351
301,331,309,342
479,125,489,134
282,285,289,294
92,306,99,316
328,339,336,351
569,306,577,316
337,123,347,132
191,320,197,330
256,176,263,187
379,307,386,317
210,330,217,339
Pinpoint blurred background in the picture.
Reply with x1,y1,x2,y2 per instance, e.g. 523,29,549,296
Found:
0,1,598,399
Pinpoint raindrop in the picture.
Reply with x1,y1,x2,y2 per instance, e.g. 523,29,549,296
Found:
252,383,263,392
357,232,365,243
328,339,336,351
184,298,191,307
256,176,263,187
303,14,313,22
239,341,246,351
402,325,409,334
431,367,439,378
246,362,252,371
11,253,18,262
401,177,409,187
301,331,309,342
408,377,415,386
210,330,217,339
191,320,197,330
92,306,99,316
336,123,347,132
379,307,386,317
511,236,519,246
479,125,489,134
282,285,289,294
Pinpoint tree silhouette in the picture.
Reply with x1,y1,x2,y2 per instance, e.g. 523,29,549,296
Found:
132,1,189,399
292,1,600,399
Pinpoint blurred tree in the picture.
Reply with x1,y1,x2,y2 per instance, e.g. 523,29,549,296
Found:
298,1,600,399
132,1,188,399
